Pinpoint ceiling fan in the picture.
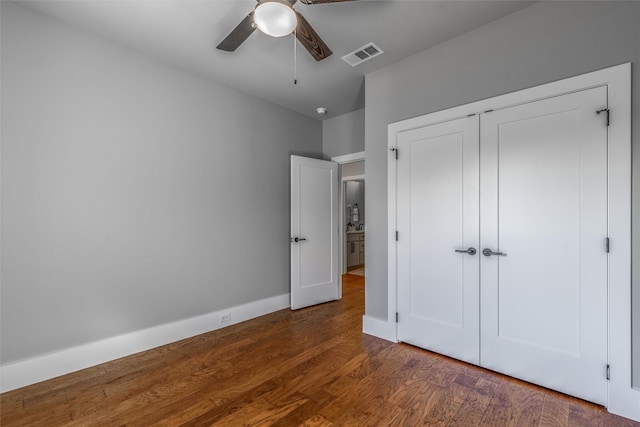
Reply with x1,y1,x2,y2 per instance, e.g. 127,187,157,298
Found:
217,0,356,61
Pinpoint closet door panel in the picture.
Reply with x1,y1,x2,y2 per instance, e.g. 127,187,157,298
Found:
480,86,608,405
397,115,480,365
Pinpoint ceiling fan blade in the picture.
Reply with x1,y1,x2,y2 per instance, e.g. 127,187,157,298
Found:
216,12,256,52
299,0,356,4
295,12,332,61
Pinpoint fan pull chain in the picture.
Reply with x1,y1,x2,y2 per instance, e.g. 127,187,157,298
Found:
293,28,297,85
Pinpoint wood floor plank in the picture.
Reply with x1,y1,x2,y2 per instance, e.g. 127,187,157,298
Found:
397,382,450,426
421,381,472,426
355,397,405,426
171,380,280,427
1,274,638,426
386,359,433,409
540,393,571,427
203,396,276,427
480,379,519,426
243,392,310,427
268,395,329,427
2,408,73,427
331,405,370,426
298,414,333,427
450,393,491,427
262,351,350,406
319,373,377,421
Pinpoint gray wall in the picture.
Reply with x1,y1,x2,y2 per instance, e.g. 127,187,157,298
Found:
0,3,322,364
323,108,365,159
364,1,640,384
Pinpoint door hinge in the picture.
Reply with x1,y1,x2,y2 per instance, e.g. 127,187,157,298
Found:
396,312,399,323
395,231,399,241
390,147,398,159
606,364,610,380
596,108,610,126
606,237,610,253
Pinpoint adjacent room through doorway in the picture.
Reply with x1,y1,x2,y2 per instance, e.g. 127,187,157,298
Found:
341,160,365,276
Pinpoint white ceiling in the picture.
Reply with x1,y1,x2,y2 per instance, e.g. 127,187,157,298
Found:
14,0,535,120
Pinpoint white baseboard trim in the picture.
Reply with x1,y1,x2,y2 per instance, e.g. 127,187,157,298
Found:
0,293,290,393
362,314,397,343
608,384,640,422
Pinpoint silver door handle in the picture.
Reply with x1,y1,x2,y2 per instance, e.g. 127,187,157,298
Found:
290,237,307,243
482,248,506,257
454,247,477,255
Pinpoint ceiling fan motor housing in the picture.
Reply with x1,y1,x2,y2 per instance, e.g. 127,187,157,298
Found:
254,0,297,38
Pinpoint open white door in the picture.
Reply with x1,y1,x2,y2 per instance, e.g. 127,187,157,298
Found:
290,155,339,310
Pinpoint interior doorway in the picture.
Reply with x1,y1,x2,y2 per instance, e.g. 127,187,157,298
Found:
330,152,365,277
344,179,364,274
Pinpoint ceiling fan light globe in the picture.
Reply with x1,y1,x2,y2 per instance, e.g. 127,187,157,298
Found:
254,1,297,38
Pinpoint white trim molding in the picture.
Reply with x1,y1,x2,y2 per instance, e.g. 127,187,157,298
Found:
331,151,365,164
0,293,290,393
362,315,398,343
342,174,365,182
387,63,636,421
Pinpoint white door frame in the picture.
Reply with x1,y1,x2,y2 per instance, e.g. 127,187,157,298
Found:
387,63,635,420
331,151,365,279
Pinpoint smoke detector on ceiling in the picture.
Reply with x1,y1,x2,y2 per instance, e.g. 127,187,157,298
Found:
341,42,383,67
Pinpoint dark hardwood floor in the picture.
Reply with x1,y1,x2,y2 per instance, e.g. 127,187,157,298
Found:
1,274,638,426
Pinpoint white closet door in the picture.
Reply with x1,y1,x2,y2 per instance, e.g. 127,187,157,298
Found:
480,86,608,404
397,115,480,365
